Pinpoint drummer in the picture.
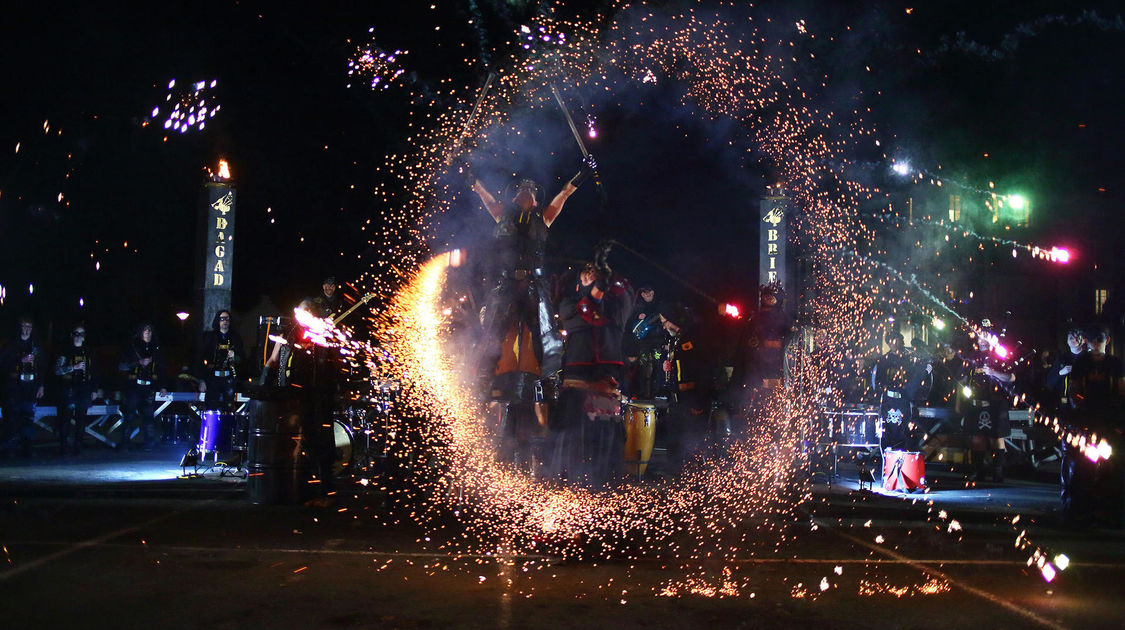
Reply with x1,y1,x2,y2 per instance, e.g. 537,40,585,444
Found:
624,286,666,400
871,331,931,451
549,254,635,486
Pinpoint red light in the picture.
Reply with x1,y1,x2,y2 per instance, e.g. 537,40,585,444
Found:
721,303,741,319
1051,247,1071,264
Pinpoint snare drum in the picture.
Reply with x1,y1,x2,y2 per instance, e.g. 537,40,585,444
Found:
199,410,236,455
623,402,657,476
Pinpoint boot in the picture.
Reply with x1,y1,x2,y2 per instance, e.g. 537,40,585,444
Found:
971,450,988,482
992,449,1006,484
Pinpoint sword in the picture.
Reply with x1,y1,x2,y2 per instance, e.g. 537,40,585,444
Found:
446,71,497,165
550,84,607,205
550,84,590,158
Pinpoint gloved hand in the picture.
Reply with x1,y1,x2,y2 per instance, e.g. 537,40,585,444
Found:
593,238,613,275
453,156,476,186
569,154,597,187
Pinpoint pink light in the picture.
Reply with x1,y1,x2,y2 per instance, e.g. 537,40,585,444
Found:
1051,247,1071,264
588,128,597,139
994,344,1009,359
1040,563,1057,583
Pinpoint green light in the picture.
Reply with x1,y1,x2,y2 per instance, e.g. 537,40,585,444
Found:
932,317,945,330
1008,194,1027,211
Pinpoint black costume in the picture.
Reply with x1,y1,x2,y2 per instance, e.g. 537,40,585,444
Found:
285,311,343,495
961,349,1013,439
1,332,46,456
199,313,244,409
624,294,664,399
313,292,341,322
959,348,1015,482
871,343,931,451
479,206,564,399
550,271,634,485
119,327,165,449
666,321,714,471
55,341,95,453
1062,350,1124,527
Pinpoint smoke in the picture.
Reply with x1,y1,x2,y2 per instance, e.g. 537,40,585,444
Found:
932,10,1125,62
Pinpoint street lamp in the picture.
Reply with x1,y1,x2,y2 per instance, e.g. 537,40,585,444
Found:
176,311,189,339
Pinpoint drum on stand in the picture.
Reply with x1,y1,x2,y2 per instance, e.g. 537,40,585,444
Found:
199,410,237,457
624,402,657,477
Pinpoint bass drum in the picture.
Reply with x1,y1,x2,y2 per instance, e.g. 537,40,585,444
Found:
333,419,354,476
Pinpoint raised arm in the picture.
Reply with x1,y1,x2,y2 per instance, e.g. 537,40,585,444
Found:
543,156,596,227
471,180,505,221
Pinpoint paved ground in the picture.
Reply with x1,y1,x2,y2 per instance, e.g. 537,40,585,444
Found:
1,445,1123,630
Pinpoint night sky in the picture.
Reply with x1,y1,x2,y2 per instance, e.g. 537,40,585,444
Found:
1,1,1122,351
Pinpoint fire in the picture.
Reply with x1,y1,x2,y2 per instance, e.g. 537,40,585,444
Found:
217,159,231,180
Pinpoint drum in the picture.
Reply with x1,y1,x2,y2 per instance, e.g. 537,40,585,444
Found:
882,450,925,492
831,406,879,446
333,419,354,476
199,410,236,454
624,402,657,476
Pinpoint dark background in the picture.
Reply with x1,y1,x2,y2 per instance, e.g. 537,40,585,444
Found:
1,1,1121,365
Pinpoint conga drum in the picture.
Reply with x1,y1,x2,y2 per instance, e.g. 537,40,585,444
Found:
624,402,657,477
882,450,925,492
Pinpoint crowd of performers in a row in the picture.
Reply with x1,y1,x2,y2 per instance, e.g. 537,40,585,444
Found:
831,323,1123,527
0,308,254,458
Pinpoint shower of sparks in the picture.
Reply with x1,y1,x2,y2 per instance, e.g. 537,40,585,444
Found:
346,28,408,91
143,78,220,135
341,0,1072,600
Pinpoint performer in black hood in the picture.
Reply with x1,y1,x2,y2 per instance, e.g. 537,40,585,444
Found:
119,323,167,450
198,310,243,409
55,324,98,454
1,317,45,457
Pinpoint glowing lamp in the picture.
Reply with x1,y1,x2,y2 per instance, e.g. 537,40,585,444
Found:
1050,247,1071,264
176,312,190,322
448,249,464,268
1054,554,1070,571
962,386,973,399
932,317,945,330
1007,194,1027,211
721,303,742,319
892,161,910,176
994,344,1009,359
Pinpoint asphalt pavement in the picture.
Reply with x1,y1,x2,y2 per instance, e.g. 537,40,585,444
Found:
1,445,1123,630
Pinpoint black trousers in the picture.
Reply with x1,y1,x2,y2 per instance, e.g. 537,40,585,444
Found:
123,384,156,446
2,381,39,453
58,385,93,449
299,387,337,494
